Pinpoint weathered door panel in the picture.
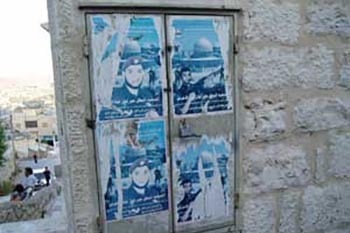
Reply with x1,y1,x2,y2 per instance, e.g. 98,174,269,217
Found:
87,13,235,233
88,14,170,233
166,15,235,232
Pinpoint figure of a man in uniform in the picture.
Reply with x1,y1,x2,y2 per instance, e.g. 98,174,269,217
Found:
112,56,152,101
177,178,202,222
123,157,164,217
124,157,157,199
174,67,196,115
111,56,159,118
173,62,232,115
173,67,208,115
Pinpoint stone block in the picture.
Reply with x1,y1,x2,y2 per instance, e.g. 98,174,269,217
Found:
301,182,350,232
340,51,350,88
244,98,287,141
306,0,350,38
279,191,300,233
315,147,327,183
242,45,335,91
294,98,350,132
244,144,311,193
244,0,300,44
244,110,256,138
328,129,350,178
242,196,276,233
340,65,350,88
328,228,350,233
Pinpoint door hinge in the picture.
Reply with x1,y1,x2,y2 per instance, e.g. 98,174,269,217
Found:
83,35,89,57
233,35,239,55
96,216,103,233
234,193,240,209
86,118,95,130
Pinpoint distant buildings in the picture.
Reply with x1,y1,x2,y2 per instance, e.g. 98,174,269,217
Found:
12,105,57,142
0,83,57,158
11,106,57,158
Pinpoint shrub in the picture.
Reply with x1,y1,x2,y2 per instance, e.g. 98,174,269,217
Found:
0,180,13,196
0,122,7,167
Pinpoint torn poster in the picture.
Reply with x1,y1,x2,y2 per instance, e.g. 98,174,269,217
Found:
89,15,165,121
97,120,169,221
169,16,233,117
173,136,233,225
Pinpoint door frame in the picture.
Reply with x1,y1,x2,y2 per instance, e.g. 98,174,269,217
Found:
83,7,241,233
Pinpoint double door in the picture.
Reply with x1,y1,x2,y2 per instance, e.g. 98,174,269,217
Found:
88,12,236,233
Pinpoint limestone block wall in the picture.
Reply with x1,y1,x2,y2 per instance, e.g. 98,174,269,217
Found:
240,1,350,233
46,0,350,232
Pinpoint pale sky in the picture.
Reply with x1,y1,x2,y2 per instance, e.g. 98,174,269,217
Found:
0,1,53,84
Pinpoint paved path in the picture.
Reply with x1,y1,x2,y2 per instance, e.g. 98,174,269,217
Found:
16,156,61,185
18,156,61,173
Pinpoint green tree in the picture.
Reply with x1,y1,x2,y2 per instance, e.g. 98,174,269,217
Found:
0,121,7,167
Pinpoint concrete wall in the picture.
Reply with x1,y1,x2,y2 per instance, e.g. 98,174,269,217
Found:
47,0,350,233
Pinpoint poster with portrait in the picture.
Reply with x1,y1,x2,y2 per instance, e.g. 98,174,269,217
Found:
173,136,233,225
89,14,165,121
96,120,168,221
168,16,233,117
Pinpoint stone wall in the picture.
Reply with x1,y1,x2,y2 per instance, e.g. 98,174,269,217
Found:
241,1,350,233
46,0,350,232
0,183,60,224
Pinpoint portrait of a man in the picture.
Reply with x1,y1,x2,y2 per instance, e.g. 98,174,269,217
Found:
124,158,156,199
122,157,166,217
111,56,160,119
170,17,233,117
177,178,202,223
173,67,201,115
112,56,152,103
93,16,164,121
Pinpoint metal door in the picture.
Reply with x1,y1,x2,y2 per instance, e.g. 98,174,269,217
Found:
166,15,235,233
87,12,236,233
